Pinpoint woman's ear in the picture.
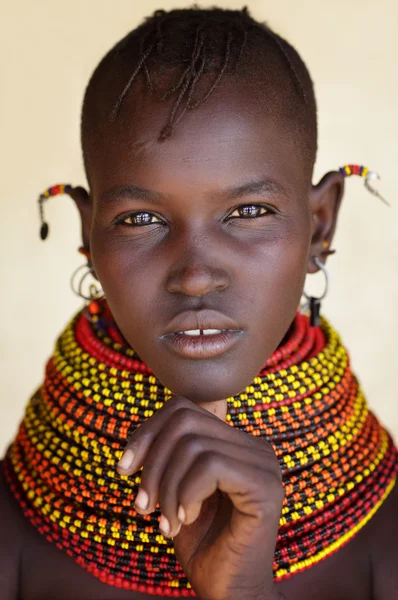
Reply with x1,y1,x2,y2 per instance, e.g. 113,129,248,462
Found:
67,186,93,254
308,171,345,274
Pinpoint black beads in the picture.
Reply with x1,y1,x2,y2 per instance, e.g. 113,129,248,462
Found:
40,222,49,240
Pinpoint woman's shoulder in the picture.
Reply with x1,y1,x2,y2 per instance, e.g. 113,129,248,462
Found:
368,478,398,599
0,461,165,600
0,459,24,599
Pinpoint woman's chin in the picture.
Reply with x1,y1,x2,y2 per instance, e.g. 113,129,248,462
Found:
158,373,253,405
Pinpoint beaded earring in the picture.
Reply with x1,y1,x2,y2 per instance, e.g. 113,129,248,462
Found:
339,164,390,206
37,184,73,239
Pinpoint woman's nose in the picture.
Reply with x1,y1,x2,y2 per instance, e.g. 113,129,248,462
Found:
166,263,230,297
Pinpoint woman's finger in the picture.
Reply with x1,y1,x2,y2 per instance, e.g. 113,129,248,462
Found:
155,434,279,537
116,396,215,475
116,395,265,477
177,451,285,529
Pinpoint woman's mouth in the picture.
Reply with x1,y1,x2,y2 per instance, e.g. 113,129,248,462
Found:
161,329,244,359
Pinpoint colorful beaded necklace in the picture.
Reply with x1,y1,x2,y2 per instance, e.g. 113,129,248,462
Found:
3,299,397,597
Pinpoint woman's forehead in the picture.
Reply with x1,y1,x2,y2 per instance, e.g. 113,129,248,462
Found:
89,85,307,198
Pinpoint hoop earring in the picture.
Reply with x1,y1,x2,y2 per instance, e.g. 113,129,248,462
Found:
301,256,329,327
70,263,105,301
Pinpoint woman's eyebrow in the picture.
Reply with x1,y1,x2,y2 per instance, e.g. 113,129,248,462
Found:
212,178,287,202
99,178,287,207
99,185,162,207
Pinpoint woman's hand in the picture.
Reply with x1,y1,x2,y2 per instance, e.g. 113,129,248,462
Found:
117,396,284,600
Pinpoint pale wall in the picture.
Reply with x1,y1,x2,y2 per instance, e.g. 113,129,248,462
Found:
1,0,397,454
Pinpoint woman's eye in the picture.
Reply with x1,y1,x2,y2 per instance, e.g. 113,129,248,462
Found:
117,212,162,226
227,204,272,219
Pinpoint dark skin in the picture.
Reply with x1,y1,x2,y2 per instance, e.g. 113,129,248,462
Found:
1,77,397,599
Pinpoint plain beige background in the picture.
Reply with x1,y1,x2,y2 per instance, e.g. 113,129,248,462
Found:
0,0,397,455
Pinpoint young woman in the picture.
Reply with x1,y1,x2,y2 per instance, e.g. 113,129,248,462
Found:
1,6,397,600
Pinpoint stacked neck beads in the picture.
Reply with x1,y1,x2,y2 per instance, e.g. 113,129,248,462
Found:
3,299,397,596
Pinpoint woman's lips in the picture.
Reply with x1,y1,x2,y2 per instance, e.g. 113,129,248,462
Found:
160,330,244,359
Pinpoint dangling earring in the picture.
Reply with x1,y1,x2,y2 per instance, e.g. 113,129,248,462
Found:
301,256,329,327
70,262,104,300
70,260,105,321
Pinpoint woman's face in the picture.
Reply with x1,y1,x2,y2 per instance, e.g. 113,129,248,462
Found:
88,80,313,403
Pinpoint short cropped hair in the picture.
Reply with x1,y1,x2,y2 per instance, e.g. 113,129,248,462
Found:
81,5,317,181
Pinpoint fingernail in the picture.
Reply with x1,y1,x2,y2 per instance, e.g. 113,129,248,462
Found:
177,504,186,523
117,448,135,471
159,514,170,536
135,488,149,510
